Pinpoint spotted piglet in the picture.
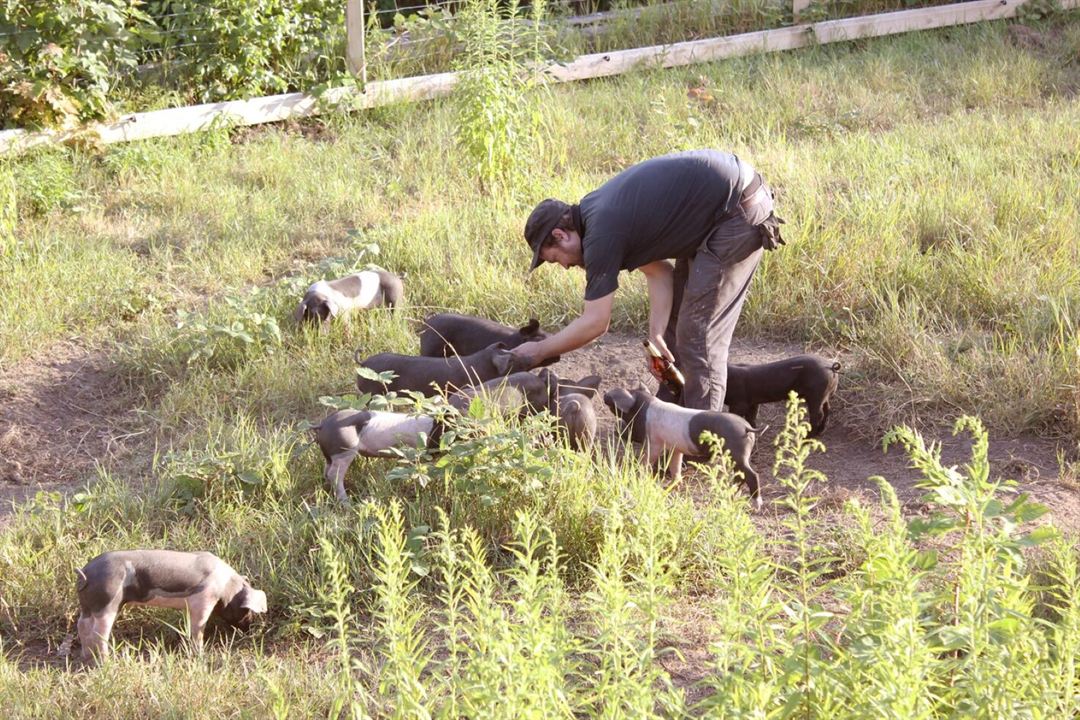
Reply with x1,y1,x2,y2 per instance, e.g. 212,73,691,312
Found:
294,270,404,329
542,371,601,450
604,386,766,508
311,409,441,502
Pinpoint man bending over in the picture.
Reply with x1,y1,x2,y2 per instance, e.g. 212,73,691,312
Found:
512,149,786,411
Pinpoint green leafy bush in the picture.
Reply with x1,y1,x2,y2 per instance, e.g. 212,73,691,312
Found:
146,0,347,102
0,0,156,128
175,292,283,368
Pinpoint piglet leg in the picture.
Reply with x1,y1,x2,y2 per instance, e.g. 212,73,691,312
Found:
325,452,356,503
667,450,684,482
79,601,120,663
185,594,218,652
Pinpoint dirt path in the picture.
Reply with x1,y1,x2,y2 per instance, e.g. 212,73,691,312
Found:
0,342,148,526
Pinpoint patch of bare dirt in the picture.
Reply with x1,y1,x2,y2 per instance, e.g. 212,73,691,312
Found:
558,332,1080,535
0,342,147,526
229,117,338,145
1006,23,1063,51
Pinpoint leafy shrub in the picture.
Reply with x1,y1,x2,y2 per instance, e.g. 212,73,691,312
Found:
175,292,283,368
364,6,461,80
146,0,348,102
0,0,156,128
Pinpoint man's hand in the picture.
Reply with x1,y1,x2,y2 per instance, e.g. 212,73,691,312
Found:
510,341,543,370
646,334,675,381
511,294,614,370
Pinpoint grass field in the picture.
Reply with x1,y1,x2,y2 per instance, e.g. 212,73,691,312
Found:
1,12,1080,718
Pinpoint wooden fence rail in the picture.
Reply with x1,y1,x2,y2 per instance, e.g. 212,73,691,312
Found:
1,0,1074,155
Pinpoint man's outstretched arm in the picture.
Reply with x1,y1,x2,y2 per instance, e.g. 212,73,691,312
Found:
638,260,675,362
511,293,614,367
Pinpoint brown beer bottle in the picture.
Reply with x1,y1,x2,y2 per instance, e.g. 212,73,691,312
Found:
643,340,685,396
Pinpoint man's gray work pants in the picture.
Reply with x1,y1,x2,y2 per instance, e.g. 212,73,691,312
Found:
660,175,782,412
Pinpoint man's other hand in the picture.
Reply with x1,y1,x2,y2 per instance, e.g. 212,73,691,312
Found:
646,334,675,381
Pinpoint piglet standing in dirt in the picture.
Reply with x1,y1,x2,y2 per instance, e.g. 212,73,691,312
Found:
725,354,840,437
76,550,267,664
419,313,558,365
604,386,766,508
294,270,404,329
312,408,440,502
355,341,524,397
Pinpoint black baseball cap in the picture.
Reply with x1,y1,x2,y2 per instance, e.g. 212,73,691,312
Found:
524,198,570,271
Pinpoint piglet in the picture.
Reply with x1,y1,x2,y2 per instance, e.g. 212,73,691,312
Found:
542,371,601,450
76,550,267,663
450,370,599,450
449,371,555,417
312,409,440,502
419,313,558,365
604,386,766,508
355,341,524,397
294,270,404,328
726,355,840,437
552,392,598,450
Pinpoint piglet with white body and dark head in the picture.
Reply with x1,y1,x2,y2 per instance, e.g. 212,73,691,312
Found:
355,341,528,397
312,408,440,502
76,550,267,664
294,270,404,329
604,386,766,508
418,313,558,366
725,354,840,437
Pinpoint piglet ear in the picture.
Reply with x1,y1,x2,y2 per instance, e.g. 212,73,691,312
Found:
240,587,268,614
570,375,601,398
536,367,558,388
294,300,309,324
491,349,513,375
519,319,540,335
602,390,618,413
634,380,651,394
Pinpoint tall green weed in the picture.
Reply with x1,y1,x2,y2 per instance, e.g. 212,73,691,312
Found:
453,0,549,193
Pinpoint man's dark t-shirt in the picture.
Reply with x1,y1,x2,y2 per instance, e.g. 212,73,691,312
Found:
580,150,746,301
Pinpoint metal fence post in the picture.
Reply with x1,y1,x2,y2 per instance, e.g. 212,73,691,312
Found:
346,0,366,86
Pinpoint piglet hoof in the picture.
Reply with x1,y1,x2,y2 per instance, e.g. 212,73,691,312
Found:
752,495,763,513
